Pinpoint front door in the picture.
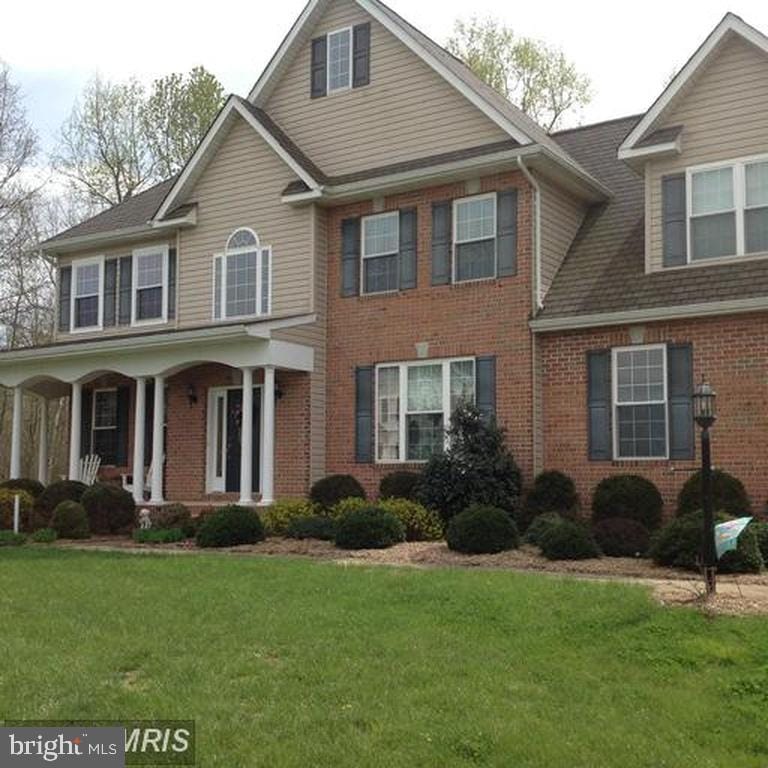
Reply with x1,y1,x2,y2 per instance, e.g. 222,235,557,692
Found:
207,387,261,494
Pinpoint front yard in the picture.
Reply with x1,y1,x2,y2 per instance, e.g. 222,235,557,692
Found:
2,548,767,767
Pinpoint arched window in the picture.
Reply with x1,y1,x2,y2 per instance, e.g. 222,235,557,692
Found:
213,228,272,320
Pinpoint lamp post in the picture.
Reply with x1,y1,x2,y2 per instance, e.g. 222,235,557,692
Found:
692,379,717,597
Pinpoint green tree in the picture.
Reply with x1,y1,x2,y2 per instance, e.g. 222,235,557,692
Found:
447,17,592,132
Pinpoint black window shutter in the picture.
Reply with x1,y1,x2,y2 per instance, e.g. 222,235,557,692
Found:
497,189,518,277
80,389,93,459
662,174,687,267
118,256,133,325
58,266,72,333
311,37,328,98
667,344,694,460
116,386,130,466
399,208,417,290
431,202,452,285
103,259,118,327
475,356,497,422
341,218,361,297
353,23,371,88
144,380,155,464
168,247,177,320
587,350,612,461
355,366,374,463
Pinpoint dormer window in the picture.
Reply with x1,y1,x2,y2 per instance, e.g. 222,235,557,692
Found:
311,23,371,98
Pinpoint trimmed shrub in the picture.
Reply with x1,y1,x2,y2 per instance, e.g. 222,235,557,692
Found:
34,481,87,527
329,497,369,519
310,475,366,511
152,504,193,536
518,471,579,532
261,498,318,536
0,489,33,531
196,506,265,548
52,501,90,540
81,484,136,535
30,528,57,544
592,475,664,531
446,505,519,555
379,472,422,501
540,520,601,561
753,522,768,565
286,515,337,541
0,530,26,546
677,469,751,518
133,528,185,544
0,478,45,499
650,511,763,573
378,498,443,542
592,517,650,558
523,512,565,547
335,507,405,550
418,404,522,525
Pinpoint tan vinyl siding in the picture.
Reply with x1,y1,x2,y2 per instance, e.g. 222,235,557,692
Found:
264,0,509,177
647,34,768,271
178,114,313,326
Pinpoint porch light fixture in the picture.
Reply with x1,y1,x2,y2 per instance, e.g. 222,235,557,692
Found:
186,383,198,407
692,378,717,597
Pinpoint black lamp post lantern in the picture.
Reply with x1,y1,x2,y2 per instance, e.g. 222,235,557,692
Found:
692,378,718,597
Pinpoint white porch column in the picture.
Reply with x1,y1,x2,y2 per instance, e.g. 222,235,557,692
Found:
37,398,49,485
239,367,254,506
68,381,83,481
9,387,23,480
132,377,147,504
150,376,165,505
259,366,276,506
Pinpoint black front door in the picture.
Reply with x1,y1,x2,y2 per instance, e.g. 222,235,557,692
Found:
225,388,262,493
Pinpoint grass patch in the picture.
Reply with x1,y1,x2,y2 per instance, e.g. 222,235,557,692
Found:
1,549,767,766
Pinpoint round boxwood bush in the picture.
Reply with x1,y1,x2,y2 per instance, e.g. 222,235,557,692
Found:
0,489,34,531
81,483,136,535
52,501,90,540
329,496,369,519
151,504,193,536
518,471,579,532
592,517,650,558
677,469,751,518
446,505,519,555
0,530,26,546
523,512,564,547
591,475,664,531
650,511,763,573
34,480,87,527
377,498,443,541
0,478,45,499
752,521,768,564
540,520,601,561
379,471,422,501
286,515,337,541
261,498,318,536
335,507,405,550
196,505,265,548
310,475,366,511
30,528,57,544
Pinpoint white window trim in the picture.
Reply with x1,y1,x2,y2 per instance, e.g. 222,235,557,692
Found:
686,152,768,263
70,256,105,334
91,387,118,458
131,245,169,327
360,211,399,295
327,26,353,94
374,356,476,465
452,192,498,284
611,344,669,462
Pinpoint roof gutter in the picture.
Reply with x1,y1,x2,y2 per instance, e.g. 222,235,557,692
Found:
516,157,542,310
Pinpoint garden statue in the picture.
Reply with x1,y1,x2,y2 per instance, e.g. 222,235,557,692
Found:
139,509,152,530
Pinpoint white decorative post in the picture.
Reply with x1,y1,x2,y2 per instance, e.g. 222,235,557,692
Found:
239,368,254,506
150,376,165,505
68,382,83,481
132,377,147,503
10,386,23,480
259,366,276,506
37,397,49,485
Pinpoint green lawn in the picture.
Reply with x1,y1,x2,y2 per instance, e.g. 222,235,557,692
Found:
1,549,767,767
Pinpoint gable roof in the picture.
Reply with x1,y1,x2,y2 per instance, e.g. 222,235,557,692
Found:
619,12,768,159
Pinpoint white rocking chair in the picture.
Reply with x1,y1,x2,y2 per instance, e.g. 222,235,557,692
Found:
79,454,102,486
121,458,158,500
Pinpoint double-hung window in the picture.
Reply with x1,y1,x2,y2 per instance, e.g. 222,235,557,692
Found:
327,28,352,93
213,229,271,321
72,258,103,331
612,345,668,459
132,245,168,325
376,358,476,462
91,388,118,464
362,212,399,294
453,193,497,282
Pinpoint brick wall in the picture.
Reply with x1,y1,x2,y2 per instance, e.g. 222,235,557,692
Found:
539,313,768,516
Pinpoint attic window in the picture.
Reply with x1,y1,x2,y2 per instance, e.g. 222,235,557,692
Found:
311,24,371,98
328,28,352,92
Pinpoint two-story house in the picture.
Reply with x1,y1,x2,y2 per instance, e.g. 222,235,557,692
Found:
1,3,766,513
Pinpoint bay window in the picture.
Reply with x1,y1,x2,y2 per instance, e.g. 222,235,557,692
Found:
361,212,399,294
132,245,168,324
454,193,497,282
72,258,103,331
213,229,271,321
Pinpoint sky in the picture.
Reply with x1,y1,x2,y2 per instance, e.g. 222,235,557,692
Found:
2,0,767,159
